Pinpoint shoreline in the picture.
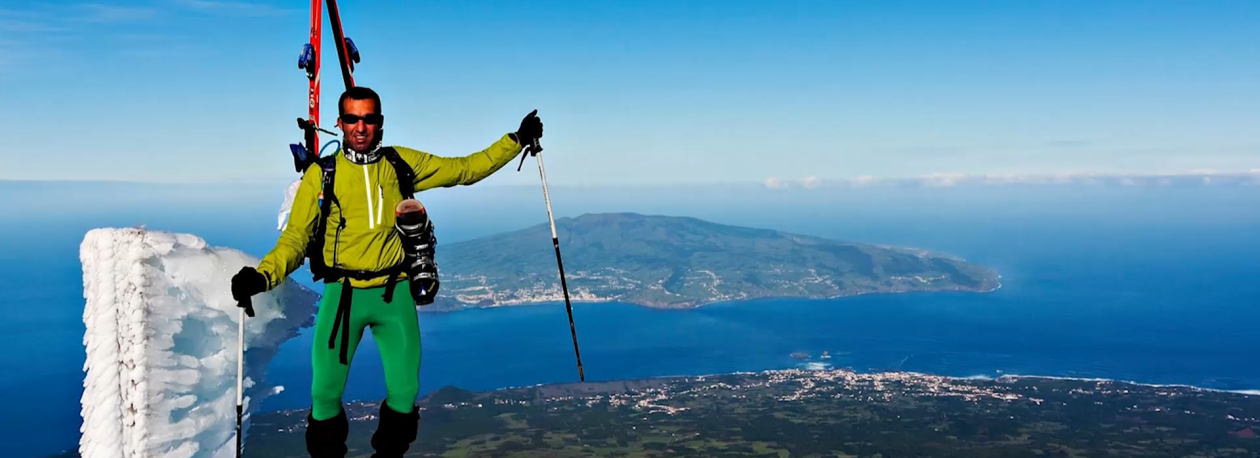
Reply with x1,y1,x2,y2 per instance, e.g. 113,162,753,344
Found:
262,365,1259,417
507,365,1260,400
421,277,1005,313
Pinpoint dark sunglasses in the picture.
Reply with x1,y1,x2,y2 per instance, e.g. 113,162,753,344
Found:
340,113,383,125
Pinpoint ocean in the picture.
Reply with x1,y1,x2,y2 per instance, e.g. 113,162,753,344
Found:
2,184,1258,458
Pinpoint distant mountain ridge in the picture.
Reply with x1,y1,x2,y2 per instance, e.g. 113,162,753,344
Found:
427,212,1000,310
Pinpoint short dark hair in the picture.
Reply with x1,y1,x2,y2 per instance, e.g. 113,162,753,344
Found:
338,86,381,116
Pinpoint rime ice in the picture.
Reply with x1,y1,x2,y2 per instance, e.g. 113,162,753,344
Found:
79,228,319,458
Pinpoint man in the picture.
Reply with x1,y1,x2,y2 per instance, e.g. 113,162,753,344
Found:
230,86,542,457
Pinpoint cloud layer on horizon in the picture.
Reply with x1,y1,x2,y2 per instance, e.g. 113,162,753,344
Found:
763,170,1260,190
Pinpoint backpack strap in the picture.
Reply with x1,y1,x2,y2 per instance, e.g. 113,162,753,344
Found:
307,154,340,282
378,146,417,302
380,146,416,200
316,154,339,234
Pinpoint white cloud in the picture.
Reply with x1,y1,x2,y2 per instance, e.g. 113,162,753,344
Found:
763,177,783,189
919,173,965,188
852,175,877,188
783,169,1260,189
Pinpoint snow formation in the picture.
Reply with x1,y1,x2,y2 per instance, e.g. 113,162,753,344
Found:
79,227,319,458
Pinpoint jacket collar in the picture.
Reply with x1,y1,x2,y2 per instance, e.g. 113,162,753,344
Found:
343,143,382,164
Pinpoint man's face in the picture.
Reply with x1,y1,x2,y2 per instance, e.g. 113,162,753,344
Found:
337,98,382,153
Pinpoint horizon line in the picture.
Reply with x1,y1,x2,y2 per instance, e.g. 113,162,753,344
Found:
3,168,1259,189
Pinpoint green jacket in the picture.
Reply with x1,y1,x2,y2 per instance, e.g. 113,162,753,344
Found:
258,133,524,290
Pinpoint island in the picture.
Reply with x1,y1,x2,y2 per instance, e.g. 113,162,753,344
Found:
424,212,1000,310
240,369,1260,457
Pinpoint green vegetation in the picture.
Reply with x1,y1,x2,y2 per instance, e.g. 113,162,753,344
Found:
242,369,1260,457
428,213,1000,309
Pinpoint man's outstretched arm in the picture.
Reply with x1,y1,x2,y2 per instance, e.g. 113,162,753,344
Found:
402,134,523,192
403,110,543,192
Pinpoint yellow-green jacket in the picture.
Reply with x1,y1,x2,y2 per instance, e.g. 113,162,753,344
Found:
257,133,524,291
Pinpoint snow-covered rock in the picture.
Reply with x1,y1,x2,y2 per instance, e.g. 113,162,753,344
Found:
79,228,319,458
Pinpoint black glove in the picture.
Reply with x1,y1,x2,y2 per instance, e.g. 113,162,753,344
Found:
513,109,543,148
231,267,266,317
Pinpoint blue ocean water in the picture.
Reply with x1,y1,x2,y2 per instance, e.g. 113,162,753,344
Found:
2,186,1258,458
264,205,1260,413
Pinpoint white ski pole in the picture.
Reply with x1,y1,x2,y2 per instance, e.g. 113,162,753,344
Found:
518,132,585,382
236,303,249,457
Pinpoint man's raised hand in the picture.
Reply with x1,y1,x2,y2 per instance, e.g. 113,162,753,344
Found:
515,109,543,149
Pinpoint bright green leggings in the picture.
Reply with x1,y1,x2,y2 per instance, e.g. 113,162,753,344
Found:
311,281,421,421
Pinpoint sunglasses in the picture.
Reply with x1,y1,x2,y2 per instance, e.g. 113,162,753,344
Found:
340,113,383,125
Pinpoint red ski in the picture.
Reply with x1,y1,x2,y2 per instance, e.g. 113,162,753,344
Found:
304,0,322,158
289,0,359,174
291,0,323,172
326,0,361,91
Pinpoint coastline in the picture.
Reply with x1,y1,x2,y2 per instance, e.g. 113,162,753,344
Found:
432,366,1260,404
264,365,1260,418
421,276,1005,313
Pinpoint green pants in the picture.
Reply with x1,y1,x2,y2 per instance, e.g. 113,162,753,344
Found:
311,281,422,421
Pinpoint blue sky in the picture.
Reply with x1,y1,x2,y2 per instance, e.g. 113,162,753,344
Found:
1,0,1257,186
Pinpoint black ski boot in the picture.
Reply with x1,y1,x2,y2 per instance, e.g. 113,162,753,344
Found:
370,401,420,457
394,199,440,306
305,409,349,458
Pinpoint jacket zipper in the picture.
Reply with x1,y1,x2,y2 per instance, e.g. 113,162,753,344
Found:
362,162,376,230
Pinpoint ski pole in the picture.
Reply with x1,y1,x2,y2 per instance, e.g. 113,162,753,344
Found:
520,135,585,382
236,304,248,458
